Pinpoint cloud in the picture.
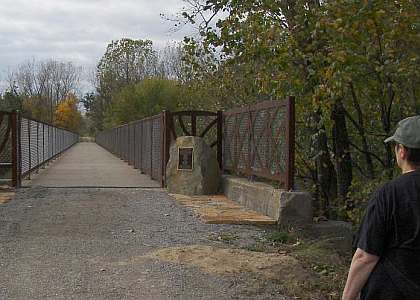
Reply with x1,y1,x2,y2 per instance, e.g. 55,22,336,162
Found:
0,0,192,91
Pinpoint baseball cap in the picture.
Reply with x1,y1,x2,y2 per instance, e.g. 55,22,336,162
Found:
384,116,420,149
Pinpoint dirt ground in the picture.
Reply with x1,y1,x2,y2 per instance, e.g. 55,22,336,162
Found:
1,187,306,300
0,182,352,300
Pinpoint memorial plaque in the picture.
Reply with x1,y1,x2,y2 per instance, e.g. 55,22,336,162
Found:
178,147,194,170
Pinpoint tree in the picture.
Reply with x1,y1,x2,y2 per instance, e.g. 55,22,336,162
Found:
54,93,82,132
8,59,82,122
92,39,188,130
96,39,158,102
0,86,22,112
178,0,420,219
103,78,186,128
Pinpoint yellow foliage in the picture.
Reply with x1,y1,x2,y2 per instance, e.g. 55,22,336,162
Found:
54,93,82,132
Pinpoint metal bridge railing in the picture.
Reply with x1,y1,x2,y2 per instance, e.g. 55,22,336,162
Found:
19,117,79,179
0,111,79,187
222,97,295,190
95,99,295,190
96,111,223,188
96,113,165,186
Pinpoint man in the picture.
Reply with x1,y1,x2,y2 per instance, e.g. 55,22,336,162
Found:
342,116,420,300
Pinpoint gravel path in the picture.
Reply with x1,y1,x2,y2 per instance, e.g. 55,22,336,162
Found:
0,187,288,299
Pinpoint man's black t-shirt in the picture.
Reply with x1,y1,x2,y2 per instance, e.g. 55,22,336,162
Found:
354,169,420,299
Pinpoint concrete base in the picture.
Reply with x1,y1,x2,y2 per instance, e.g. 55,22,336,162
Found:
222,175,313,226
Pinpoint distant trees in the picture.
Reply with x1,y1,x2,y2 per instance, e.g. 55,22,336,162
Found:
86,39,187,131
7,59,82,122
0,86,23,112
96,39,158,106
54,93,82,132
103,78,185,127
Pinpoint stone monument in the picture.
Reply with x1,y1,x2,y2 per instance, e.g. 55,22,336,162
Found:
166,136,220,195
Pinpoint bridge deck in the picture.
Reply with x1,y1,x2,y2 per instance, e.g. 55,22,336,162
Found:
25,142,160,188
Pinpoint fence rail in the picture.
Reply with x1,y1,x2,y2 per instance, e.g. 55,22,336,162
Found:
0,111,79,187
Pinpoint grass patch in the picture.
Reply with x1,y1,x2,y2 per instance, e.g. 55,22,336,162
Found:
249,227,352,299
208,231,238,244
244,242,268,252
284,237,350,299
266,228,297,244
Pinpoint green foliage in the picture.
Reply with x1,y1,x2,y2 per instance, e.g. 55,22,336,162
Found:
344,173,396,225
179,0,420,222
97,38,157,95
0,87,23,112
87,0,419,223
103,78,186,128
266,228,296,244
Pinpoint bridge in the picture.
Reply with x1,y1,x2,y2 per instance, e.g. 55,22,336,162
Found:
1,98,295,190
0,98,300,299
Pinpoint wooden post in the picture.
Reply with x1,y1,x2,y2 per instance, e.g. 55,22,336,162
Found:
285,96,295,191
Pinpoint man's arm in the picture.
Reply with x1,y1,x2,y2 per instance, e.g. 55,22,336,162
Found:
342,248,380,300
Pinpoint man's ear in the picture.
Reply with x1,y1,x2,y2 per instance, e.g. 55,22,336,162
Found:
400,145,408,160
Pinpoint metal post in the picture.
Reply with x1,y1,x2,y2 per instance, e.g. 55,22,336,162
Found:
191,112,197,136
217,110,223,171
11,112,19,187
17,112,22,187
247,110,252,175
133,123,137,168
285,96,295,191
27,119,31,179
36,122,39,173
139,122,143,173
42,123,45,167
160,112,166,187
150,119,153,178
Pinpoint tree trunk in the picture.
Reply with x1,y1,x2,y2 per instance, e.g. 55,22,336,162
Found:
332,99,353,201
312,111,337,214
349,82,375,178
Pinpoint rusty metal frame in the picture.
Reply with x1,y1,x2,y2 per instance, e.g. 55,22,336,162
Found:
222,97,295,190
0,111,19,187
165,110,222,165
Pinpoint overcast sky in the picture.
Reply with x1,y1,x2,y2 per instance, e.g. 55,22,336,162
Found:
0,0,193,91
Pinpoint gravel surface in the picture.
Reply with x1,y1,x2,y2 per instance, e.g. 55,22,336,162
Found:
0,187,289,300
